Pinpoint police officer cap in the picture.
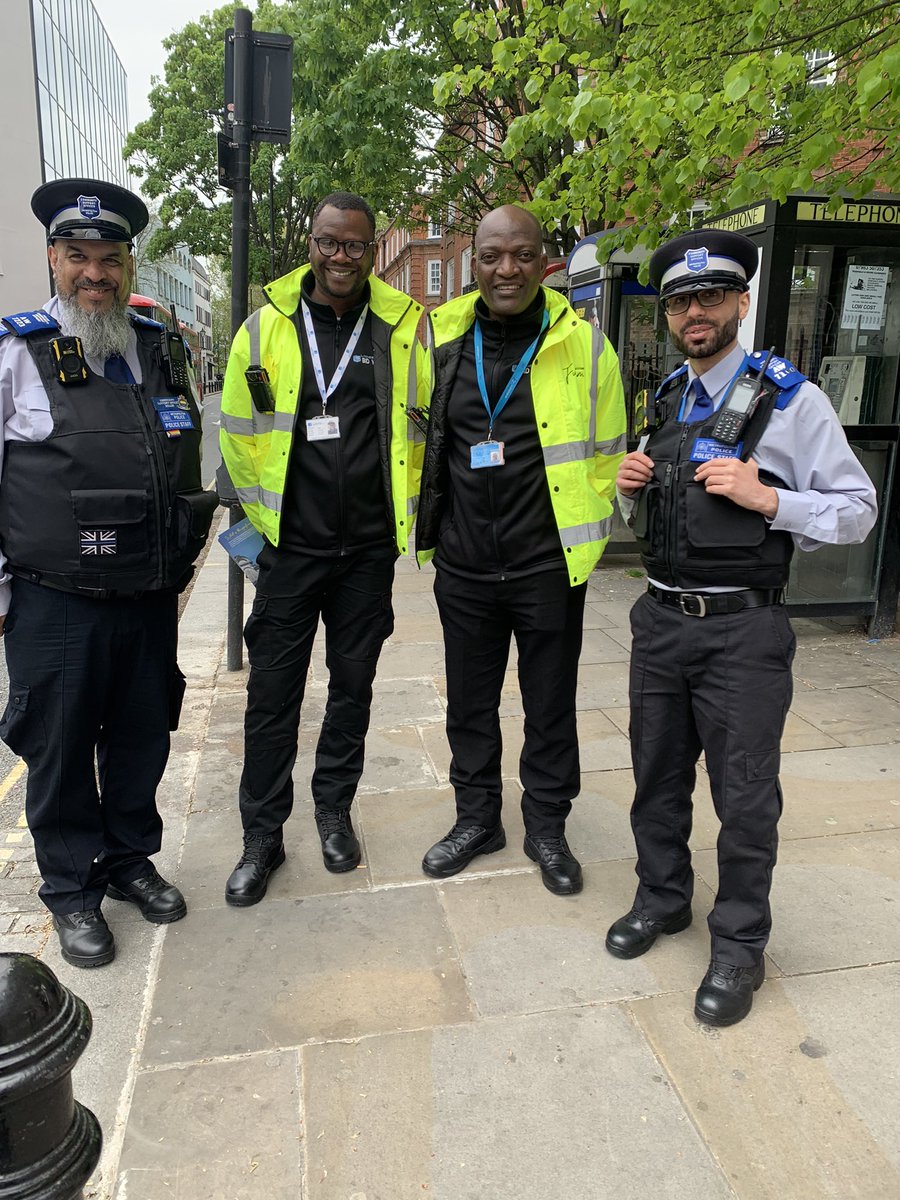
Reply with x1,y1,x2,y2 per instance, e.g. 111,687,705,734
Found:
649,230,758,300
31,177,149,247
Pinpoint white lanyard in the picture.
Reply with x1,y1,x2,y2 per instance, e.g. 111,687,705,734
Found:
301,300,369,413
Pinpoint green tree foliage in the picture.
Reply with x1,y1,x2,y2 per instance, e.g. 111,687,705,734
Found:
435,0,900,253
125,0,431,283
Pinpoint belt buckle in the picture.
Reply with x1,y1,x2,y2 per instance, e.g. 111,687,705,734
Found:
679,592,707,618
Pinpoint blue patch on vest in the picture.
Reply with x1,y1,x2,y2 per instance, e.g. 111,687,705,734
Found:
78,195,102,220
1,310,61,337
748,351,806,409
654,363,688,399
690,437,743,462
685,248,709,273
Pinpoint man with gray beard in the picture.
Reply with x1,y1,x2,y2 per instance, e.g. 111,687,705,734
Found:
0,178,217,968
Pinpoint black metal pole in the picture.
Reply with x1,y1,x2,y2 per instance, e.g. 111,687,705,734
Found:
226,6,254,672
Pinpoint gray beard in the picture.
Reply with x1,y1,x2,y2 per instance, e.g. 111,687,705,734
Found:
58,291,131,361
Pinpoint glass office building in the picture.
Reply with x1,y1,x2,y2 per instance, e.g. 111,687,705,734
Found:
30,0,129,186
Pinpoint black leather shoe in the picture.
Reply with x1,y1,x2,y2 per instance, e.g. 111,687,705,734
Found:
605,904,693,959
107,867,187,924
694,959,765,1027
225,834,286,907
523,834,583,896
53,909,115,968
422,823,506,878
315,806,361,873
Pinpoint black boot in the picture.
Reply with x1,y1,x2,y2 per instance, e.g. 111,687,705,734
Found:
53,909,115,968
107,867,187,923
314,807,361,873
225,833,285,907
694,959,765,1026
422,824,506,878
523,834,583,895
605,905,693,959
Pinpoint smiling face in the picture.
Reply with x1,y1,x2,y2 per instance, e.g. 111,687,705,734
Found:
307,204,375,313
48,238,131,314
473,206,547,320
666,286,750,367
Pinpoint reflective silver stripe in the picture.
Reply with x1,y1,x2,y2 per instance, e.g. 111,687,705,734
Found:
273,411,294,433
407,495,418,515
246,308,262,365
220,412,256,435
235,485,283,513
543,441,591,465
596,433,627,456
560,516,613,546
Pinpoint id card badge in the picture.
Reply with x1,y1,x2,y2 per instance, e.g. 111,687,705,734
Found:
470,440,505,469
306,415,341,441
152,396,194,438
690,437,743,462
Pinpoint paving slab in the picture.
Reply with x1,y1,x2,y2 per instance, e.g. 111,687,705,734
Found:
792,641,900,689
142,887,474,1064
788,683,900,745
114,1053,303,1199
302,1007,736,1200
694,828,900,974
369,676,445,727
436,860,719,1017
630,964,900,1199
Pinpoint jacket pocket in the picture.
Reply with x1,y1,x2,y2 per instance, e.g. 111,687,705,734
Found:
71,489,150,569
0,682,46,759
172,489,219,560
685,484,766,549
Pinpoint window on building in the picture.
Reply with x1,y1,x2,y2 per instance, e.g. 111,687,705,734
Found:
427,259,442,295
806,48,835,87
445,259,455,302
461,246,473,290
428,218,441,240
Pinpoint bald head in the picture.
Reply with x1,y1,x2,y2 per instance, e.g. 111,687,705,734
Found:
473,206,547,320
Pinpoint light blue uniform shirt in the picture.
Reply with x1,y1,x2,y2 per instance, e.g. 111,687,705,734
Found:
618,342,878,589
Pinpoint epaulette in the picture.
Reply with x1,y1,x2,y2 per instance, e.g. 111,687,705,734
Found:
654,363,688,400
130,313,165,330
1,310,61,337
747,350,806,410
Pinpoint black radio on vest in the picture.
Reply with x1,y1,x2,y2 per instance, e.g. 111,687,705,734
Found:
710,347,775,445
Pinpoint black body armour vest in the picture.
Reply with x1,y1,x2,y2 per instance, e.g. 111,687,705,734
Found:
0,322,218,594
632,370,795,589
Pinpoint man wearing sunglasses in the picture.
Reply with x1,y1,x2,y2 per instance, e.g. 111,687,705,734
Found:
606,229,877,1025
220,192,428,903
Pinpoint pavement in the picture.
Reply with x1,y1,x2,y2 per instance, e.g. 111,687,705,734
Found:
2,521,900,1200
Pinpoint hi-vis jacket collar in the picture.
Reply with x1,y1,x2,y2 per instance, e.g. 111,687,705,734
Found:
263,263,419,327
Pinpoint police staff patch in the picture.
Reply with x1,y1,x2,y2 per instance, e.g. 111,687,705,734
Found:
685,247,709,273
80,529,117,556
77,195,102,220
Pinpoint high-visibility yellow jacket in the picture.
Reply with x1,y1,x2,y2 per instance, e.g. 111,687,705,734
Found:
416,286,626,586
220,264,428,555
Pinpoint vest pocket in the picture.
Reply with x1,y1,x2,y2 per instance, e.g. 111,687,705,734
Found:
172,489,219,557
71,489,150,569
685,484,766,549
0,683,46,759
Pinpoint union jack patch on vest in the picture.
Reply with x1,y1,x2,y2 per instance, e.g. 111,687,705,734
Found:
80,529,117,556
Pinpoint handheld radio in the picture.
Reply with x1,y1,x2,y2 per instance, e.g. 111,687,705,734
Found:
158,302,192,392
710,348,775,445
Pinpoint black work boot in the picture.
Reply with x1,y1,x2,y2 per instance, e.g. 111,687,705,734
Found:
421,823,506,878
694,959,765,1026
314,807,361,873
225,833,285,907
53,909,115,968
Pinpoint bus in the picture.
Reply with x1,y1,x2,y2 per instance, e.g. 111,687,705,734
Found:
128,293,203,393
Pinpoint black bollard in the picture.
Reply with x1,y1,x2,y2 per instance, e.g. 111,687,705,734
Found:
0,953,101,1200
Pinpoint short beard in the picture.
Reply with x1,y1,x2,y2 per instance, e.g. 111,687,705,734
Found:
671,311,740,360
57,289,131,361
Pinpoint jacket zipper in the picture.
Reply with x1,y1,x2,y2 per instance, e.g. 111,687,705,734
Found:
133,384,168,583
664,421,691,583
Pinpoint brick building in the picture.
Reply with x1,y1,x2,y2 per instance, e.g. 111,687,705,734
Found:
376,211,475,316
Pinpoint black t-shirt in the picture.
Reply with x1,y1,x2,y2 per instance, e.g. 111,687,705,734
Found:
278,274,393,555
435,293,564,580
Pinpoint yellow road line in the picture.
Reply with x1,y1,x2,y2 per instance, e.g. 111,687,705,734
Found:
0,759,25,804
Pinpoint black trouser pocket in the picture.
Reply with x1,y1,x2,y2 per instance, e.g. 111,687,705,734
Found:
168,667,187,730
0,682,46,759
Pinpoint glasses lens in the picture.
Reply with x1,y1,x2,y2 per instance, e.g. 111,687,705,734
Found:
698,288,726,308
315,237,338,256
664,294,690,315
344,241,368,260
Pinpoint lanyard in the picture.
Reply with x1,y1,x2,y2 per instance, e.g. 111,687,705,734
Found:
474,309,549,434
301,300,369,413
676,352,749,422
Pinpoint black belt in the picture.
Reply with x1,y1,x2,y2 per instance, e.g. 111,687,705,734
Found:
9,568,146,600
647,584,785,618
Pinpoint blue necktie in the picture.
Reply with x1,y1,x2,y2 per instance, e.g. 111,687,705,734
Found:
104,354,135,384
686,377,713,424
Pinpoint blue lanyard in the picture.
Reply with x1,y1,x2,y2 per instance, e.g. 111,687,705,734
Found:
676,352,749,422
474,309,549,434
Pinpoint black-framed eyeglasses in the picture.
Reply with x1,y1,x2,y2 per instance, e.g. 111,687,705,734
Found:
662,286,738,316
310,236,375,260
